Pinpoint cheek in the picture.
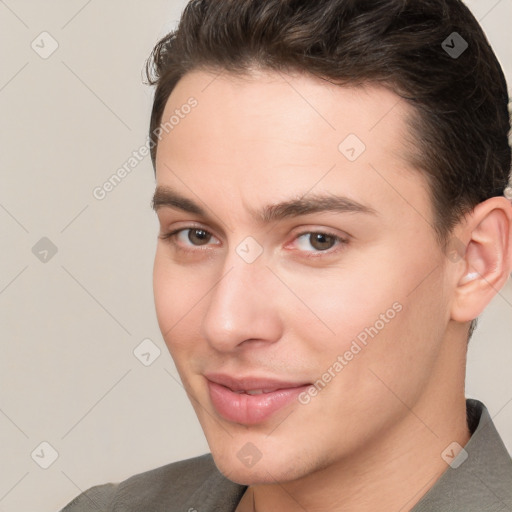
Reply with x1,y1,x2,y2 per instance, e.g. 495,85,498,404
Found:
278,260,401,355
338,266,448,404
153,250,203,349
153,252,178,336
293,279,447,439
284,244,447,371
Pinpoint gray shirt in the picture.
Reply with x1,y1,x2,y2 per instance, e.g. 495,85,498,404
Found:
60,399,512,511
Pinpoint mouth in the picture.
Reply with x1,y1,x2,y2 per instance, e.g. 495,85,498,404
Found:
204,373,312,425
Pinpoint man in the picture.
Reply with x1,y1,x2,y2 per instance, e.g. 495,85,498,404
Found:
61,0,512,510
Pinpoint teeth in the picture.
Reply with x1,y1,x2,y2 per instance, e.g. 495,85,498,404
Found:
230,388,281,394
243,389,276,395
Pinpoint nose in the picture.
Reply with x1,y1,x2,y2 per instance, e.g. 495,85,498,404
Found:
200,251,283,353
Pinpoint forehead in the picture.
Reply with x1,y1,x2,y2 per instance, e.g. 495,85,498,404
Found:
155,69,433,231
160,68,412,154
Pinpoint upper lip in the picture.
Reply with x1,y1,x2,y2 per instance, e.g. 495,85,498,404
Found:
205,373,311,392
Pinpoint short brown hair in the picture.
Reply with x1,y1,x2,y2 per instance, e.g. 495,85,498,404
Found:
145,0,511,337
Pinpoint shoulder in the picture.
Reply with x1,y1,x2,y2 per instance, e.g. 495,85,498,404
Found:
59,453,245,511
412,399,512,511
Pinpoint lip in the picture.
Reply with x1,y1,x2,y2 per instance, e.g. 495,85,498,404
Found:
205,373,312,425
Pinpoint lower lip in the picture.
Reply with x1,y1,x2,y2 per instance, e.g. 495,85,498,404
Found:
207,380,310,425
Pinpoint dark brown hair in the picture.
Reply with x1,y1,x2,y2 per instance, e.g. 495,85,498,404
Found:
145,0,510,239
145,0,511,337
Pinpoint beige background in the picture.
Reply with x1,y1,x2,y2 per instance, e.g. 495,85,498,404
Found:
0,1,511,511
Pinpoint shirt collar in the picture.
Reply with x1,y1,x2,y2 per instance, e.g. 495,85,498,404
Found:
411,398,512,511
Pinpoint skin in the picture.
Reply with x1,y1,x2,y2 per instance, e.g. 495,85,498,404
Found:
152,69,512,511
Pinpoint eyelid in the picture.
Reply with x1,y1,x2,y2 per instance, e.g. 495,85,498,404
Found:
286,229,349,257
159,224,221,248
293,228,349,243
160,223,350,257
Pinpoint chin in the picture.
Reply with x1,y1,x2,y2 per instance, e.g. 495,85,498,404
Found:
209,443,315,486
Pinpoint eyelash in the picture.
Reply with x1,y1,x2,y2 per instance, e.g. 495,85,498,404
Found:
159,226,349,258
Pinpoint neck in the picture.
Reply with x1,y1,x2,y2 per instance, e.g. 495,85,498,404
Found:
248,400,468,512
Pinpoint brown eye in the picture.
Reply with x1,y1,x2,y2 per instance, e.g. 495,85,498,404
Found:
159,227,218,249
187,229,211,245
307,233,337,251
292,231,348,256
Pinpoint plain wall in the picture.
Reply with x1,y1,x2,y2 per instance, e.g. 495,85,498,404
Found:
0,1,510,510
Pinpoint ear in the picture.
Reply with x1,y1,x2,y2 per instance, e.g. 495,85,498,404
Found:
450,196,512,323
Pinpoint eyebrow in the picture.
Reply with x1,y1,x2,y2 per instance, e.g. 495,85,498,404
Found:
151,186,377,224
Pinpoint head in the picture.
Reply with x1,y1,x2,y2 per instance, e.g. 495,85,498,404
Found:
147,0,512,485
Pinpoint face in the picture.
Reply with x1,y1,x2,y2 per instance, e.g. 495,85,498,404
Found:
152,69,454,484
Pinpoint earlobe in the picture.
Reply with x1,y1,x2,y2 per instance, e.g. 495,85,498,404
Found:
451,196,512,323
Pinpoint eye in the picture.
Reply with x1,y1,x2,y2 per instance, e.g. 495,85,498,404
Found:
159,227,220,249
159,226,348,257
292,231,348,254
